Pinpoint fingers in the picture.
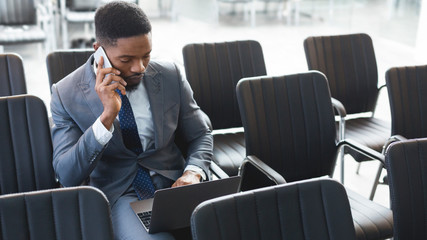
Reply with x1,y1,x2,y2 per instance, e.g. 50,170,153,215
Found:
172,178,195,187
96,68,121,85
171,171,201,188
96,56,121,82
100,73,123,86
106,80,126,94
95,57,125,94
95,56,105,85
172,179,188,188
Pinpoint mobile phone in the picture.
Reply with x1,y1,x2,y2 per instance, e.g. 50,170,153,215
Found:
94,46,112,69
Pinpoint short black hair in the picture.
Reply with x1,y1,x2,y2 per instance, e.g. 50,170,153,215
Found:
95,1,151,46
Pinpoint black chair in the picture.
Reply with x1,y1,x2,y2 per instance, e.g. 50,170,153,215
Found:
0,53,27,96
372,64,427,200
182,40,266,176
304,33,390,189
0,186,114,240
0,0,55,52
191,178,356,240
386,64,427,140
385,138,427,240
0,95,59,195
46,49,94,89
236,71,393,240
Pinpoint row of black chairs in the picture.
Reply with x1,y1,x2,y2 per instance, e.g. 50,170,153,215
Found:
0,119,423,240
44,34,393,199
0,76,424,240
0,71,390,240
0,33,426,239
0,35,400,232
0,34,389,182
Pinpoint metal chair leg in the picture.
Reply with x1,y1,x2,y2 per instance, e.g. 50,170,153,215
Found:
340,146,345,184
369,162,384,200
355,162,362,174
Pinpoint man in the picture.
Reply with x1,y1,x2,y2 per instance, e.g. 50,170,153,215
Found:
50,1,213,239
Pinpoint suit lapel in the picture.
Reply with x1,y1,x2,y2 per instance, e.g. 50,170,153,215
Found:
78,57,103,120
144,64,164,150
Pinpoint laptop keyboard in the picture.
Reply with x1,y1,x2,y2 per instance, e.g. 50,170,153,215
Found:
137,211,152,229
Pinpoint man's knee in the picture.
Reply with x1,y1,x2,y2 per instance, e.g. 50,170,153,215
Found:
111,193,175,240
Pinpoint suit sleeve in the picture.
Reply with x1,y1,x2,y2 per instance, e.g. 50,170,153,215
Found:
174,64,213,177
50,84,107,186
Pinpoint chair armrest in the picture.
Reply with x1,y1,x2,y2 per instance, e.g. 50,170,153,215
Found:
338,139,385,164
382,135,407,154
371,84,387,117
331,97,347,118
238,155,287,191
209,161,229,180
378,84,387,92
331,97,346,141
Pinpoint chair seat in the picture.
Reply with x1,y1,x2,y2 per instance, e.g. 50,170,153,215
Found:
341,117,391,161
0,26,46,44
347,189,393,240
212,131,246,176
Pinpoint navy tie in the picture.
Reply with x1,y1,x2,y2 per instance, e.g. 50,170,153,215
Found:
117,90,155,200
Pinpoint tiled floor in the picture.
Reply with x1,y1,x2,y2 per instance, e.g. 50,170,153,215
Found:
3,0,425,208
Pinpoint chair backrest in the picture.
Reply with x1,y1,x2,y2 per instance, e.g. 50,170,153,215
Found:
386,65,427,139
0,0,37,25
0,186,114,240
385,138,427,240
182,40,266,130
0,95,58,195
236,71,338,182
46,49,94,89
0,53,27,97
191,178,356,240
304,33,379,114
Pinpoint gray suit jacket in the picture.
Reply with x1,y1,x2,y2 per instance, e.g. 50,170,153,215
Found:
50,56,213,205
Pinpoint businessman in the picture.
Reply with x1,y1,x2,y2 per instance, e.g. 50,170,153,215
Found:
50,1,213,239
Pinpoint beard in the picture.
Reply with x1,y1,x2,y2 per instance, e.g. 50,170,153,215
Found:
123,73,143,92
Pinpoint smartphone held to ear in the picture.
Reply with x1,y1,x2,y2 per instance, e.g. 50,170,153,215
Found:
94,46,112,69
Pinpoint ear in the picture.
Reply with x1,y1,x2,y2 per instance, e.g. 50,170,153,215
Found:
93,42,100,50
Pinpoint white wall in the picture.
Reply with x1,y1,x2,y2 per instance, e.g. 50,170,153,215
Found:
416,0,427,62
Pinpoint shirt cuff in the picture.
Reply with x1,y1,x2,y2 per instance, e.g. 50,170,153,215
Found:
92,117,114,146
185,165,207,181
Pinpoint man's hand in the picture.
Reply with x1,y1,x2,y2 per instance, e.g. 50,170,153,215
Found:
172,170,202,187
95,56,127,129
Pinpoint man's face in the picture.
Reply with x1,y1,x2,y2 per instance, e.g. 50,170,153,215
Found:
97,33,152,90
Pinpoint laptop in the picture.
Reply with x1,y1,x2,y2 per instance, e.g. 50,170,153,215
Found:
130,176,241,233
